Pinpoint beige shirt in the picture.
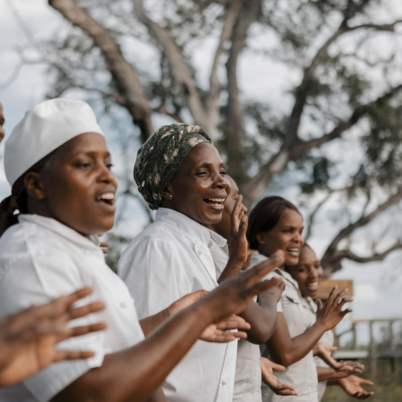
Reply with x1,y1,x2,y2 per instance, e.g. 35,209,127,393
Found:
260,267,318,402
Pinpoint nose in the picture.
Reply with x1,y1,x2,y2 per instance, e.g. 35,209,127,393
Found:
98,162,118,189
293,230,303,245
214,171,229,192
308,266,319,281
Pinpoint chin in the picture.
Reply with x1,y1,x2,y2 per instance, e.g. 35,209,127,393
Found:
285,256,300,266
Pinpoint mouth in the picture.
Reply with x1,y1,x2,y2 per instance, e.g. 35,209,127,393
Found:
95,192,116,208
306,281,318,291
203,197,226,212
286,247,300,257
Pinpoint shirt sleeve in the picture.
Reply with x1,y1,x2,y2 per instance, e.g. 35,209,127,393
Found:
0,249,105,402
119,237,191,319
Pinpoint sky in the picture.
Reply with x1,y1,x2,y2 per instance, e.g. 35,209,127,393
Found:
1,0,401,345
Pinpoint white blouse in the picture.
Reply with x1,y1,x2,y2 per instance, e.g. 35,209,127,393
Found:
118,207,237,402
0,214,144,402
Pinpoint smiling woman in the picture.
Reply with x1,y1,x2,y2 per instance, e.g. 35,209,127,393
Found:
247,196,349,402
119,123,245,402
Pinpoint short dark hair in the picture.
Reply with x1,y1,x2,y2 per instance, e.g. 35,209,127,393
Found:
247,196,301,250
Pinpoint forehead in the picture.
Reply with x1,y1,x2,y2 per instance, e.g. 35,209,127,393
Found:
299,247,318,264
59,132,107,154
182,142,223,168
278,208,303,226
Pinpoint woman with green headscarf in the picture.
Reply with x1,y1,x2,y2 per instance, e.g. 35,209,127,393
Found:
119,123,278,402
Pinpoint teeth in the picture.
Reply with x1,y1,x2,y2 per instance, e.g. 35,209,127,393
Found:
307,282,318,290
287,249,299,256
98,192,115,201
208,198,225,203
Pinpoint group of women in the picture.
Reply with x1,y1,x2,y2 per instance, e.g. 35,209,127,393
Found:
0,98,373,402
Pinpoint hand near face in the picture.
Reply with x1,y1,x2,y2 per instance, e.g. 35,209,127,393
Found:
227,194,249,269
339,375,374,399
0,287,106,387
316,288,350,330
261,357,297,396
169,290,251,342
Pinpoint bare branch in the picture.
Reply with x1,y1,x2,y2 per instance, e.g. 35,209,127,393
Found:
225,0,262,186
49,0,153,142
321,187,402,271
330,241,402,265
207,0,242,129
304,192,333,242
290,83,402,159
133,0,211,134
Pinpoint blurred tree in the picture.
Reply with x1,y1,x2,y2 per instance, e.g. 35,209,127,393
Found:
19,0,402,273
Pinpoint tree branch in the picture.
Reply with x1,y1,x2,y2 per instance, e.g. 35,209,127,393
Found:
321,187,402,272
333,242,402,264
49,0,153,142
304,192,333,242
206,0,242,130
290,83,402,159
133,0,211,134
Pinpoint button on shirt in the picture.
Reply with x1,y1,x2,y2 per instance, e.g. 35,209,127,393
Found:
0,215,144,402
118,208,237,402
260,267,318,402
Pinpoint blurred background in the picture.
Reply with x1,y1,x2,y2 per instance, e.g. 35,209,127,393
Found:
1,1,402,400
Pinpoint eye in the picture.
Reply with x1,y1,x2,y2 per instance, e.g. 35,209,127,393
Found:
196,170,208,176
75,160,92,169
105,161,114,170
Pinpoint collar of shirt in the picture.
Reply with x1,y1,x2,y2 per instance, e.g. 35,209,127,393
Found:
18,214,102,253
155,207,213,246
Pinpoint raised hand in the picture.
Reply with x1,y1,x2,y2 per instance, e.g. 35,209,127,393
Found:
227,194,249,269
339,375,374,399
205,251,285,323
168,290,250,342
316,288,351,330
0,287,106,387
261,357,297,396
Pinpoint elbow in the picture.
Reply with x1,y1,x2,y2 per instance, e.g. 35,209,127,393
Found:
273,351,294,368
247,323,275,344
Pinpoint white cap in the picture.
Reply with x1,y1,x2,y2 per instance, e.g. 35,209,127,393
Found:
4,98,104,187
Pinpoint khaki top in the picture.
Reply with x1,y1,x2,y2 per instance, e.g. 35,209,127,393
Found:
259,262,319,402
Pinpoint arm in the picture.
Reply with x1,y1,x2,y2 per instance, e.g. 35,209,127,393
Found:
317,367,349,382
266,288,349,367
52,253,285,402
218,197,283,343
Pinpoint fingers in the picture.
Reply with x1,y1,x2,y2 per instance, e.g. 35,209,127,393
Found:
68,300,105,320
230,195,243,233
270,361,286,373
67,322,107,338
359,378,374,386
243,252,284,287
214,331,248,342
216,315,251,331
276,385,298,396
54,350,95,362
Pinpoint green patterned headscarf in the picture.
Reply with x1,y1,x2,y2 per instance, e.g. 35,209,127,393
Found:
134,123,211,209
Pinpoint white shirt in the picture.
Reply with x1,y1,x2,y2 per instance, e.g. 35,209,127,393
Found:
119,208,237,402
0,214,144,402
261,268,318,402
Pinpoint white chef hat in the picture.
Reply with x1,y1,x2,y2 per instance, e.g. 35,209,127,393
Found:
4,98,104,187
